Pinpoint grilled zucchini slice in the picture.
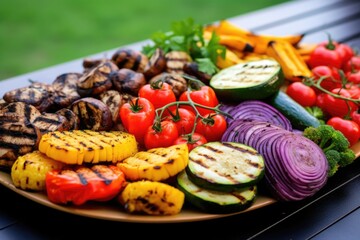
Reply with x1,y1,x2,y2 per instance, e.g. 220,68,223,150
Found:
176,170,257,213
186,141,265,192
210,59,284,102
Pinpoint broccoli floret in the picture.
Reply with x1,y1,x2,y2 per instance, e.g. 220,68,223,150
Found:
303,124,354,177
324,150,340,177
322,130,350,152
303,126,322,144
338,148,356,167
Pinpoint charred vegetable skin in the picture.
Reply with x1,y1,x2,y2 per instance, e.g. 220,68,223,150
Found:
38,130,138,165
46,164,126,205
177,170,257,213
210,59,284,102
186,141,265,192
118,180,185,215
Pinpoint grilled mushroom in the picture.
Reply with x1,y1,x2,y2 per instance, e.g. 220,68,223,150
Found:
110,68,146,96
70,97,113,131
143,48,166,80
165,51,192,74
77,60,118,97
149,72,187,98
52,72,82,109
2,82,55,112
111,48,149,73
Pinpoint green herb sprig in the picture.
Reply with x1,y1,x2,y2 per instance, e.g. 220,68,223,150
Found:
142,18,226,76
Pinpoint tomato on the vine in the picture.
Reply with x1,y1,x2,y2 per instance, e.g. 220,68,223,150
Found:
167,107,196,135
138,81,176,112
119,97,155,146
144,120,179,150
327,117,360,147
286,82,317,107
195,113,227,142
311,65,341,92
173,133,207,152
347,70,360,84
179,85,219,116
322,88,358,118
343,55,360,73
308,40,343,69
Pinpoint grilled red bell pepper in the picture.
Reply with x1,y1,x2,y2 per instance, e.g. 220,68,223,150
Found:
45,165,126,205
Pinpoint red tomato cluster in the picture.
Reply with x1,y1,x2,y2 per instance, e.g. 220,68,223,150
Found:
286,38,360,146
119,81,227,151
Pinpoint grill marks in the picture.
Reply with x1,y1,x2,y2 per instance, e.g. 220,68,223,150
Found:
188,142,265,187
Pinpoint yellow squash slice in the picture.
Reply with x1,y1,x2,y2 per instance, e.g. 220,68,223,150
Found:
11,150,66,191
117,143,188,182
38,130,138,164
119,180,185,215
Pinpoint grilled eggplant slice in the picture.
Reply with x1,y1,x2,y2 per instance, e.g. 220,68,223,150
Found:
77,60,118,97
38,130,138,165
32,112,70,134
119,180,185,215
177,170,257,213
111,48,149,73
0,119,41,163
11,150,66,191
70,97,113,131
186,141,265,192
117,143,188,182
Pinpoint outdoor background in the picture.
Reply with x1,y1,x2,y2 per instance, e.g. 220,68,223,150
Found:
0,0,289,81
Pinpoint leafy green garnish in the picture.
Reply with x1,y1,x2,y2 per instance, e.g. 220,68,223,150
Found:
142,17,226,75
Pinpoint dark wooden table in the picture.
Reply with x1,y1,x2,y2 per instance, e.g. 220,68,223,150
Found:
1,0,360,239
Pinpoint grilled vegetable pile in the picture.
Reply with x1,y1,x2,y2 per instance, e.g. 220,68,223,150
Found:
1,17,359,217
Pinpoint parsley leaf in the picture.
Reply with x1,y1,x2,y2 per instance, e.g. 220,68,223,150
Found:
142,17,226,75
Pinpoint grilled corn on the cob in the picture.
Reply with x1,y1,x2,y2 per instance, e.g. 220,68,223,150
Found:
117,143,188,181
119,180,185,215
38,130,138,165
11,150,66,191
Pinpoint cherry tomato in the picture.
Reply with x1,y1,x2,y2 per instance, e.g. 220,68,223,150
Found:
144,120,179,150
173,133,207,151
119,97,155,146
286,82,317,107
311,65,341,92
179,86,219,116
315,93,328,115
336,43,354,67
351,110,360,127
347,70,360,84
327,117,360,147
346,83,360,100
323,88,358,118
195,113,227,142
308,40,343,69
167,107,196,135
343,55,360,73
138,81,176,111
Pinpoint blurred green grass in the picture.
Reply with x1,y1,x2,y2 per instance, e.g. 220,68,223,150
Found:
0,0,289,81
